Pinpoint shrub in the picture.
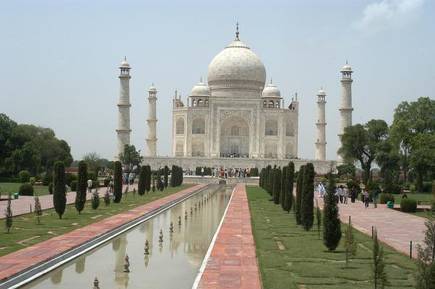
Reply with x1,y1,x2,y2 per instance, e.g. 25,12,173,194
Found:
379,193,395,204
19,183,34,196
422,182,432,193
104,190,110,206
53,161,66,219
400,198,417,213
91,190,100,209
18,170,31,183
70,180,78,191
65,173,77,186
383,183,401,194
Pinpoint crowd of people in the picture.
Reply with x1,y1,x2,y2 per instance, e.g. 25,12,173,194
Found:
316,182,373,208
185,167,257,178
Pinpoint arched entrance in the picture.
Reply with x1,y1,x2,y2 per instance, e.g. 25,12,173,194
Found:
220,117,249,158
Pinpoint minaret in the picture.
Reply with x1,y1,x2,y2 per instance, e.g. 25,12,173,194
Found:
338,61,353,162
116,57,131,159
315,89,327,161
146,84,157,157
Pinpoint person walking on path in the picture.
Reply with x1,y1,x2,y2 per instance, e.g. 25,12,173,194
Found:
87,179,93,193
343,186,349,204
362,189,370,208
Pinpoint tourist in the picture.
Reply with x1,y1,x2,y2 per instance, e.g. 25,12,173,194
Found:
87,179,93,193
350,187,356,203
362,189,370,208
343,186,349,204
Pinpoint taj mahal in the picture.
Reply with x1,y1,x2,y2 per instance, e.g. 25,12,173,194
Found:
115,26,354,174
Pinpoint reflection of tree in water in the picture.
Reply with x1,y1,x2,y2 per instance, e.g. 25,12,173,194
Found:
50,268,63,285
112,237,121,251
114,235,129,288
75,255,86,274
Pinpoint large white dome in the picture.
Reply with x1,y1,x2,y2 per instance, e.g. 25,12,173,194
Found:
207,38,266,92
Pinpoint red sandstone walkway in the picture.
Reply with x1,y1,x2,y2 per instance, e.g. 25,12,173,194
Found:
316,196,426,258
198,184,261,289
0,185,135,219
0,184,204,281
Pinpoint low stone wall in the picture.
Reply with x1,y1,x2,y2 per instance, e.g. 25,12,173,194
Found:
183,176,259,186
143,156,335,175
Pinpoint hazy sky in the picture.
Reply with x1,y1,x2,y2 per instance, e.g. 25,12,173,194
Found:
1,0,434,161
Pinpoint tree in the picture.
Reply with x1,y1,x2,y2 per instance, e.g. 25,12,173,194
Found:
416,220,435,289
5,194,12,233
409,133,435,192
339,120,389,185
344,217,357,267
75,161,87,214
283,162,295,213
138,166,146,196
323,173,341,251
34,195,42,224
295,165,304,225
53,161,66,219
82,152,103,175
336,163,356,181
315,199,321,239
113,161,123,203
376,140,401,192
390,97,435,183
301,163,315,231
144,165,151,192
280,166,287,210
273,167,281,205
119,145,143,173
91,190,100,210
373,229,389,289
163,166,169,188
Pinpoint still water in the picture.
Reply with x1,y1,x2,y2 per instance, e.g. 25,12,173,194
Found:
22,185,232,289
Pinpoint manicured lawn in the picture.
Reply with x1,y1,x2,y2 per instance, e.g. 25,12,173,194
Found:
0,182,50,196
0,184,191,257
247,186,416,289
393,193,432,205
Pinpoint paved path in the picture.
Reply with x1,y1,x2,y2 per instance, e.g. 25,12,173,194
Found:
316,196,426,258
0,185,135,219
0,184,204,281
198,184,261,289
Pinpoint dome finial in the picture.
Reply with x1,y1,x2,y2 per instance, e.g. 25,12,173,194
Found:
270,78,273,84
235,22,240,40
200,76,203,83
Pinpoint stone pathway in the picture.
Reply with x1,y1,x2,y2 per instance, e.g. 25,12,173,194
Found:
0,184,204,281
0,185,135,219
316,196,426,258
198,184,261,289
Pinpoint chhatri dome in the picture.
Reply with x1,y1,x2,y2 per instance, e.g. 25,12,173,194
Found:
207,24,266,92
262,79,281,98
191,77,211,97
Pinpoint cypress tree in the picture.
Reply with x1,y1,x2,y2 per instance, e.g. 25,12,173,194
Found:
5,194,12,233
295,165,304,225
144,165,151,192
34,195,42,224
75,161,87,214
344,217,357,267
283,162,295,213
170,165,176,187
113,161,123,203
373,229,389,288
301,163,315,231
53,161,66,219
280,166,287,209
323,173,342,251
138,166,146,196
266,165,273,195
273,167,282,204
164,165,169,188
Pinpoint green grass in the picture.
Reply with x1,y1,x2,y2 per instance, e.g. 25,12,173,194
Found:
0,182,50,197
0,184,191,257
393,193,433,205
246,186,416,289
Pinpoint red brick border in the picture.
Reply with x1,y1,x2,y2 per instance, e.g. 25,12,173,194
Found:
198,184,261,289
0,184,205,281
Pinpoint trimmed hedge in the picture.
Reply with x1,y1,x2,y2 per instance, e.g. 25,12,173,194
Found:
400,198,417,213
379,193,394,204
18,170,31,183
19,183,34,196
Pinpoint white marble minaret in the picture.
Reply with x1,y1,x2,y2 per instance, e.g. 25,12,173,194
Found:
315,89,327,161
338,62,353,162
116,57,131,159
146,84,158,156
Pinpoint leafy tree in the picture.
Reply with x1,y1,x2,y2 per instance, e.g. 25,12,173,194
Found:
416,220,435,289
375,139,401,191
301,163,315,231
336,163,356,180
0,114,17,174
283,162,295,213
390,97,435,183
138,166,146,196
339,120,389,185
18,170,31,183
82,152,104,175
410,133,435,192
5,194,12,233
295,165,304,225
53,161,66,219
34,195,42,224
373,229,389,289
119,145,143,173
344,217,357,267
323,173,341,251
273,167,281,204
75,161,87,214
113,161,123,203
